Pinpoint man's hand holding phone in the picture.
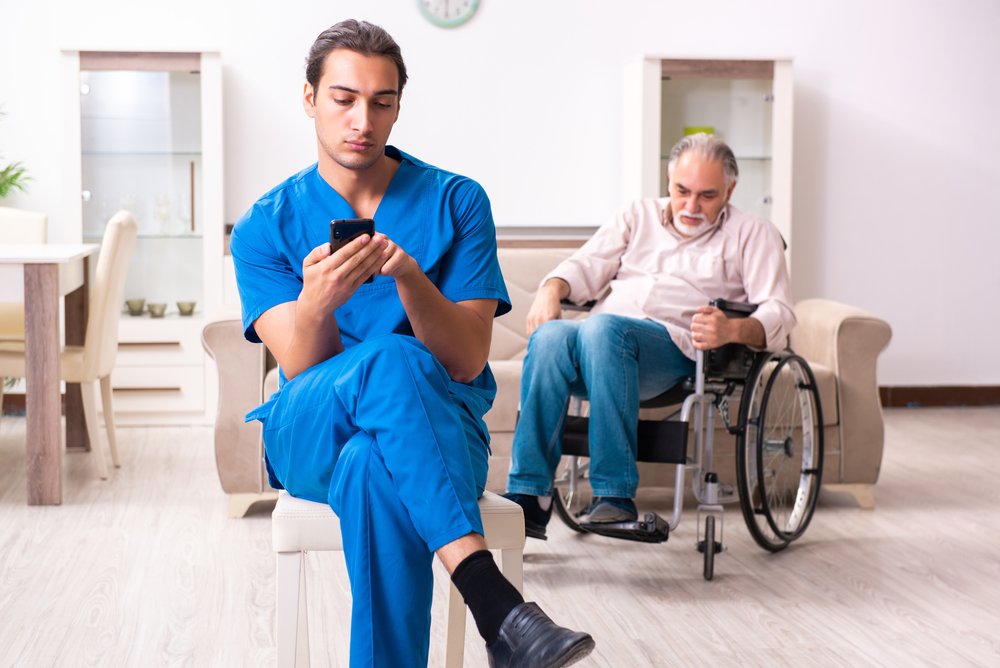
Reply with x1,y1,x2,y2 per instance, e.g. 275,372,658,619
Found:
300,217,421,319
333,218,418,282
329,217,418,283
298,219,383,314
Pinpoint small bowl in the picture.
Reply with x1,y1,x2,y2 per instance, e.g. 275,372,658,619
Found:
147,302,167,318
176,301,196,316
125,298,146,316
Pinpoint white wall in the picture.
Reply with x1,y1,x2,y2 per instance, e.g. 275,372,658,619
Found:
1,0,998,386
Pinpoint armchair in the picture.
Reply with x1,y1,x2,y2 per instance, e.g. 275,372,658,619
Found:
203,248,892,514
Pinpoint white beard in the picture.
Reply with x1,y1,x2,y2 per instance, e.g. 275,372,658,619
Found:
672,211,711,237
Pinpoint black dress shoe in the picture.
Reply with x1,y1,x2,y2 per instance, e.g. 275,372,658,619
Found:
502,493,552,540
487,602,595,668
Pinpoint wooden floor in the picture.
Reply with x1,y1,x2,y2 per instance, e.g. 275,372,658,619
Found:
1,407,999,667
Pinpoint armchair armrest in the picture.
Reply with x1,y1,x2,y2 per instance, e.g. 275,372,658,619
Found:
790,299,892,484
202,319,269,496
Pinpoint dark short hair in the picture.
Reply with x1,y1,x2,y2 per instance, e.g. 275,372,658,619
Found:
305,19,408,94
667,133,739,187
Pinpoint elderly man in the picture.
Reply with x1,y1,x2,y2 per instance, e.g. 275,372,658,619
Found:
504,133,795,538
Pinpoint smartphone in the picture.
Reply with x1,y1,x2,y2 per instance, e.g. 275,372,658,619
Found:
330,218,376,282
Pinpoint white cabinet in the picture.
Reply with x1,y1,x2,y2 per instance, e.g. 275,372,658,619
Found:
60,50,224,423
623,57,793,255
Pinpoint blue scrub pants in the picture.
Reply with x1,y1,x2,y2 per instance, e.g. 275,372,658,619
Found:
507,314,695,499
253,334,489,668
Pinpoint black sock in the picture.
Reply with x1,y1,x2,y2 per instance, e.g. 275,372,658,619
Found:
450,549,524,645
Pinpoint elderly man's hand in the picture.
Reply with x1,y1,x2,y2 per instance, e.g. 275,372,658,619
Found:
526,279,569,336
690,305,734,350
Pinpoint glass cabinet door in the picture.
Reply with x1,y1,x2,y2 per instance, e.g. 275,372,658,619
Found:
660,76,774,220
79,63,203,316
625,58,793,253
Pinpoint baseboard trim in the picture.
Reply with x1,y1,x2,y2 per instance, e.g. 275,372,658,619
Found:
879,386,1000,408
5,386,1000,415
2,393,42,416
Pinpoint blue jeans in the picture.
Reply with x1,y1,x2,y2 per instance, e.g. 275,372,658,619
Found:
507,314,695,499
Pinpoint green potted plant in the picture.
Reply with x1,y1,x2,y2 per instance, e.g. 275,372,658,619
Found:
0,106,31,198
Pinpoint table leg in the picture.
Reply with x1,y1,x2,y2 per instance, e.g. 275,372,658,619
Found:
25,263,62,505
64,257,90,452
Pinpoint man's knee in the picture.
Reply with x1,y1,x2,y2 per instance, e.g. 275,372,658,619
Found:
357,334,443,375
526,319,578,355
361,332,430,357
576,313,627,351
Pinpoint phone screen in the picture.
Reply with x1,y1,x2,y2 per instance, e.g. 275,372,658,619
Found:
330,218,375,253
330,218,376,282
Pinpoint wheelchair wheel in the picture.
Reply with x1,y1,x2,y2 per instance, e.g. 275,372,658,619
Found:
736,352,824,552
552,456,593,533
702,515,716,581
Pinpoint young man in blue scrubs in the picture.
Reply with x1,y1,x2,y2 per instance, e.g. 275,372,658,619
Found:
231,19,594,668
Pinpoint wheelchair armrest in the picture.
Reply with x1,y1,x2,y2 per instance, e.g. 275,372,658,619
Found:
703,300,761,379
559,299,598,313
709,298,758,319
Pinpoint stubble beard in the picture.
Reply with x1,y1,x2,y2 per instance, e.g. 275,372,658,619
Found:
319,135,383,172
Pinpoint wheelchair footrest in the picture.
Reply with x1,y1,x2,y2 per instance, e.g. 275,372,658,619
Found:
580,512,670,543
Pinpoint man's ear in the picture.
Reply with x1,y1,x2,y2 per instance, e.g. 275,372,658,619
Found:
394,93,402,122
725,180,737,201
303,82,316,118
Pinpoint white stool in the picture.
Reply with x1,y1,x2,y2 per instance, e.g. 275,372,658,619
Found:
273,489,526,667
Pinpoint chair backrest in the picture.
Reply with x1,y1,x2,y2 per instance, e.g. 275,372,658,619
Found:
82,210,137,377
0,206,47,243
0,207,48,341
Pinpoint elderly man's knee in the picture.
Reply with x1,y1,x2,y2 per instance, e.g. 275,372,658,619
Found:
577,313,622,347
527,319,578,354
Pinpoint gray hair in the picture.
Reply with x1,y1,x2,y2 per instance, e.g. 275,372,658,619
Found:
666,133,739,187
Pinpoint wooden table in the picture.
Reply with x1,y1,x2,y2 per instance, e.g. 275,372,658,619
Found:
0,244,99,505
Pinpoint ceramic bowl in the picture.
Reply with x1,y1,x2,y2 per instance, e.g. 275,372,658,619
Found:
125,298,145,316
176,301,196,316
147,302,167,318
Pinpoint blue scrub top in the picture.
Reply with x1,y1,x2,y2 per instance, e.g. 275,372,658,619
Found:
230,146,511,418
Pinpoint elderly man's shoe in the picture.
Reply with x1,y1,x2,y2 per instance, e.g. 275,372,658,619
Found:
502,493,552,540
579,497,637,524
487,602,594,668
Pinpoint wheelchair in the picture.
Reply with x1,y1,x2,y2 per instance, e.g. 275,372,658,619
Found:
546,299,824,580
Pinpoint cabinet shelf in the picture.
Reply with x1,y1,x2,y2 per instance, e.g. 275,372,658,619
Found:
84,232,203,241
82,150,201,157
661,154,772,162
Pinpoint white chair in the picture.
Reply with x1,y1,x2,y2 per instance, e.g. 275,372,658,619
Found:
0,211,137,479
0,206,48,344
272,489,526,668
